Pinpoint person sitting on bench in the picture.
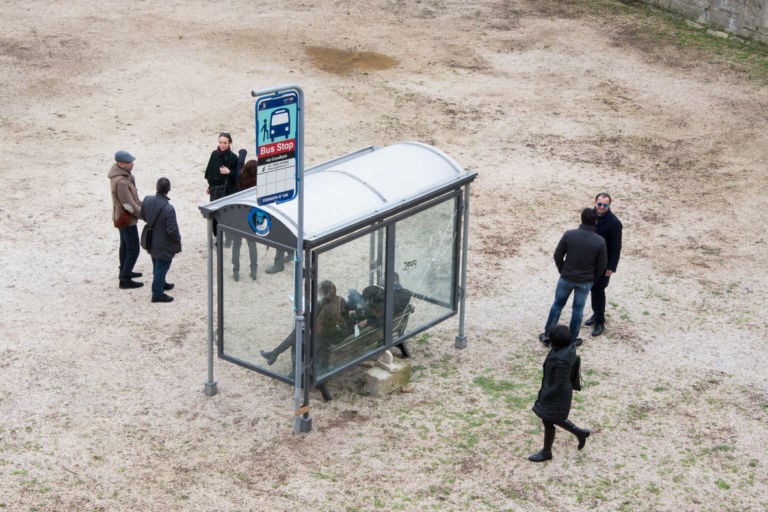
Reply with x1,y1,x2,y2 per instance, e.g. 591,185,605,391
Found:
260,280,352,365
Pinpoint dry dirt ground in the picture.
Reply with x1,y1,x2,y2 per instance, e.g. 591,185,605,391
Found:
2,1,768,511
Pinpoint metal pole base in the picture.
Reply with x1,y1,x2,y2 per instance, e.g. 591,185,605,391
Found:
203,381,218,396
454,334,467,350
295,417,312,433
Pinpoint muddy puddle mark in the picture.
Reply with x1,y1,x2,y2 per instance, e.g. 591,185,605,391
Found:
305,46,398,74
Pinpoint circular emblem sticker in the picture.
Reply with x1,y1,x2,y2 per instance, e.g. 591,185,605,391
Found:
247,208,271,236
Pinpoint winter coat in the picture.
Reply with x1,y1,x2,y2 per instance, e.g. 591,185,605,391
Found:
316,295,353,343
140,193,181,261
108,164,142,227
532,343,580,423
597,209,623,272
554,224,607,284
204,148,239,197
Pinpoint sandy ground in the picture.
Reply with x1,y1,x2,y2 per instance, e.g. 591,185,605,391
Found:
2,1,768,511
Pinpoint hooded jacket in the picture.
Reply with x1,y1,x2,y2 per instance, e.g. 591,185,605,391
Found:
108,164,142,227
532,343,580,423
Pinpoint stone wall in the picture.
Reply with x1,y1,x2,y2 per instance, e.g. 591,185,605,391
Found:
642,0,768,43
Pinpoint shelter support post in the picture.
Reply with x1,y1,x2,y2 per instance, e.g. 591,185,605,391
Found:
455,183,471,350
204,219,218,395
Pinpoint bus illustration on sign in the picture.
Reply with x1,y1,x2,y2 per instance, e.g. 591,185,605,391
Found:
269,108,291,142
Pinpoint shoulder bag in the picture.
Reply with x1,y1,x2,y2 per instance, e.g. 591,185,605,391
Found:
114,209,133,229
141,203,168,252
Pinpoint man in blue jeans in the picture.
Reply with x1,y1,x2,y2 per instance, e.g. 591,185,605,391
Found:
540,208,607,346
140,178,181,303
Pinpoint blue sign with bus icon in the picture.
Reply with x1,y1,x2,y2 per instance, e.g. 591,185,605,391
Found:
254,90,300,205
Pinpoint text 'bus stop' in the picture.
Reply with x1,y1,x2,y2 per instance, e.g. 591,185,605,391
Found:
199,141,477,431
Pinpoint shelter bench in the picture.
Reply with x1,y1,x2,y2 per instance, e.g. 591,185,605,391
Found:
326,305,414,368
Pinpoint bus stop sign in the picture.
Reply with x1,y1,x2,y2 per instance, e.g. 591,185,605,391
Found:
255,89,300,205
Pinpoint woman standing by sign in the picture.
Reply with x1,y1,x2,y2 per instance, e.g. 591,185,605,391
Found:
204,132,239,201
204,132,240,247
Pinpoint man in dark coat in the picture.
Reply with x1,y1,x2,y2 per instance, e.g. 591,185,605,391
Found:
540,208,607,346
585,192,623,337
140,178,181,303
529,324,590,462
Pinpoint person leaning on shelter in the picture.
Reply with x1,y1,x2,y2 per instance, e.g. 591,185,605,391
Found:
140,178,181,303
108,150,143,289
529,324,590,462
584,192,623,337
539,207,607,347
231,160,259,281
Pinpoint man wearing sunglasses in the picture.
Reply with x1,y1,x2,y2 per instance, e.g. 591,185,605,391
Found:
585,193,623,337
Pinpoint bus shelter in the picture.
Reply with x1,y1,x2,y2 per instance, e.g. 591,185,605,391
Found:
199,141,477,427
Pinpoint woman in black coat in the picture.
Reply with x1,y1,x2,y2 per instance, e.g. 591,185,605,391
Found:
204,132,239,200
530,324,591,462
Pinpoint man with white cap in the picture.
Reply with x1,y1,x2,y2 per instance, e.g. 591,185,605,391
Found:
108,150,143,288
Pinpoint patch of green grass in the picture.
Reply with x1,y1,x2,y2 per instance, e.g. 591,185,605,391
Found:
646,482,661,494
473,374,536,410
715,478,731,490
310,471,335,481
574,478,613,504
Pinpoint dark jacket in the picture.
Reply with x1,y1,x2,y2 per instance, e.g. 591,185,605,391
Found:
204,149,239,197
140,194,181,261
532,343,580,423
360,285,385,328
317,295,353,342
393,286,413,315
554,224,607,283
597,209,622,272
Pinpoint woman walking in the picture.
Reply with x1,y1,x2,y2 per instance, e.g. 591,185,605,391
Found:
529,324,591,462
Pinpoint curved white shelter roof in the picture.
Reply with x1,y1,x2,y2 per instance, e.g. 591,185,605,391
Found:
200,141,476,243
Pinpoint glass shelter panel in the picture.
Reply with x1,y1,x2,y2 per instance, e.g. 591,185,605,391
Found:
394,195,458,335
315,228,386,378
219,228,296,379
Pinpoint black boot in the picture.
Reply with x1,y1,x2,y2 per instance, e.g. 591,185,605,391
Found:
529,425,555,462
562,419,591,450
260,331,296,366
260,350,277,365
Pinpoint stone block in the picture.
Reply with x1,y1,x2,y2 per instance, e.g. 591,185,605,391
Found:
363,354,412,396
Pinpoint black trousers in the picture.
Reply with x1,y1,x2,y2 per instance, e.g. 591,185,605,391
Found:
590,274,611,324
